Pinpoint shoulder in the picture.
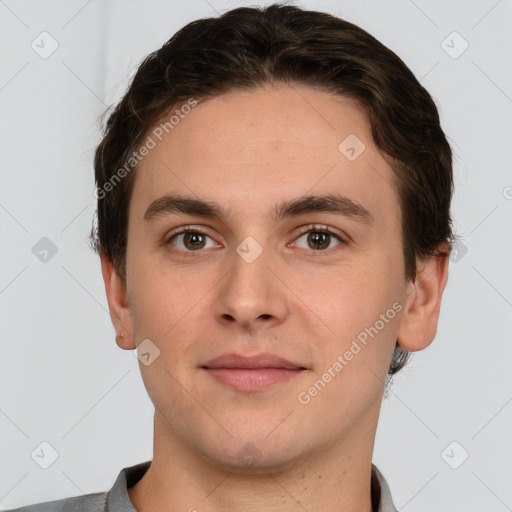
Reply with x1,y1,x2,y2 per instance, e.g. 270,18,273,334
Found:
3,491,108,512
3,460,151,512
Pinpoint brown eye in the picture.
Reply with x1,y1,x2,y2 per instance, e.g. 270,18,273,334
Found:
294,226,345,252
166,229,218,252
182,232,207,250
306,232,331,250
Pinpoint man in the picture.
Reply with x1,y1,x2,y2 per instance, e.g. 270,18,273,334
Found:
8,3,453,511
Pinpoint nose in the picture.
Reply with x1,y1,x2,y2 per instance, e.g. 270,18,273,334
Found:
213,242,289,333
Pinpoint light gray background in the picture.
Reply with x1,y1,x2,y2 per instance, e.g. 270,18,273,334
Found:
1,0,511,510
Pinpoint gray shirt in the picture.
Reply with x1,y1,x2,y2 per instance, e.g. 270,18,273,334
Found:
5,461,397,511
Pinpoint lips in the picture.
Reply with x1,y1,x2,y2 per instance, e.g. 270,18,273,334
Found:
201,353,307,392
201,352,306,370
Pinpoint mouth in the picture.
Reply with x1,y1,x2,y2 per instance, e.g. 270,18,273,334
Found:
201,352,307,392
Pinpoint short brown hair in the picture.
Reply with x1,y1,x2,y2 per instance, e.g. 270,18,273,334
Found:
90,3,454,375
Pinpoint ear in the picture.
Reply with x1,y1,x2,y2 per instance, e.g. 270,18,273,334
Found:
100,249,136,350
397,246,450,352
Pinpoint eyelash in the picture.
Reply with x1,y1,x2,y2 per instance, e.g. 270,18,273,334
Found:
164,224,347,256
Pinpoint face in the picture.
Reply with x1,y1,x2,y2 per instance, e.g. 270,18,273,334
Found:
109,85,420,471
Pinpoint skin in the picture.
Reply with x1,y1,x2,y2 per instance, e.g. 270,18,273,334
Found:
100,84,449,512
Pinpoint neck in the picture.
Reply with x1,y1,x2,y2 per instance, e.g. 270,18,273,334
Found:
128,412,379,512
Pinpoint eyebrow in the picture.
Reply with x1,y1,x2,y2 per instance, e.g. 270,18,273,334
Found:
143,193,373,225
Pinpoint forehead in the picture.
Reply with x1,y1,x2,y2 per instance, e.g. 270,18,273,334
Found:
130,85,399,228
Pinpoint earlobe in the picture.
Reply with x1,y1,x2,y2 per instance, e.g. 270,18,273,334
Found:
99,249,136,350
396,248,450,352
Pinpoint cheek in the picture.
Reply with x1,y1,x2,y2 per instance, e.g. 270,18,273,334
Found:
128,261,217,363
300,261,397,319
296,263,402,364
130,278,191,339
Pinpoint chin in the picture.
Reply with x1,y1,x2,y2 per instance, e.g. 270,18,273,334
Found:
191,429,314,474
